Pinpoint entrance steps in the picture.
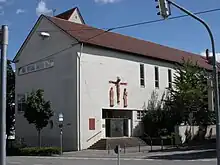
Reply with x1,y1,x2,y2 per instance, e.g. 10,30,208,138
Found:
88,137,147,150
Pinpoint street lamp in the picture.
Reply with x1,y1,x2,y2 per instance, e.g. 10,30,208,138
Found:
58,113,64,155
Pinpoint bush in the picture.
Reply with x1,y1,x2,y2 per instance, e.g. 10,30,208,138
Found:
7,138,27,156
20,147,60,156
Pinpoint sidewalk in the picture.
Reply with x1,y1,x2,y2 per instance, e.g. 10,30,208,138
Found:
61,146,216,159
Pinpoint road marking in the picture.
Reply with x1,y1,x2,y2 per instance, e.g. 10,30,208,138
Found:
15,156,217,162
8,162,21,165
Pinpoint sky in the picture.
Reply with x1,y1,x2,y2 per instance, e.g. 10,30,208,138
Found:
0,0,219,61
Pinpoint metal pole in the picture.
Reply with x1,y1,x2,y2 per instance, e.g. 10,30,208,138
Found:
60,127,63,155
117,145,120,165
0,25,8,165
167,1,220,164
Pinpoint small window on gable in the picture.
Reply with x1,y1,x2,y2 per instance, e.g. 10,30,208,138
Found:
17,94,26,112
140,64,145,87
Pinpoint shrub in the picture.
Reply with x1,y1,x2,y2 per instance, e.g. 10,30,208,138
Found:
6,138,27,156
20,147,60,156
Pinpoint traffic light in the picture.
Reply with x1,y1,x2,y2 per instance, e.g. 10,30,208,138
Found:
155,0,171,19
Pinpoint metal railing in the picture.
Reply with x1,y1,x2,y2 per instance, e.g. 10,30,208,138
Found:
106,135,177,154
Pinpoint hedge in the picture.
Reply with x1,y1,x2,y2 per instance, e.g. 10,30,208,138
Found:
20,147,60,156
7,147,60,156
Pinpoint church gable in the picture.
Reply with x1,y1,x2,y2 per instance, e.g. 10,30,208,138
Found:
55,7,85,24
14,16,76,66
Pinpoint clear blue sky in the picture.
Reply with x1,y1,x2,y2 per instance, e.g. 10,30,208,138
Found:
0,0,219,61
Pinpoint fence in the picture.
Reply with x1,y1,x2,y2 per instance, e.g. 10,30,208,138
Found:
106,136,179,154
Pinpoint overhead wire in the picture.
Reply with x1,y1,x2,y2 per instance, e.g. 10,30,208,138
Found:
16,7,220,68
36,7,220,33
17,29,111,68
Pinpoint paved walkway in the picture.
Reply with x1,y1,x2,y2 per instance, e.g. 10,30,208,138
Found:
62,145,216,160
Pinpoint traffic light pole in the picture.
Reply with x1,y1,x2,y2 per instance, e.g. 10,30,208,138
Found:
0,25,8,165
167,1,220,164
117,145,120,165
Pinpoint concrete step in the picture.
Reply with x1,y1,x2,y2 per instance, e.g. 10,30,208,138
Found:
88,137,147,150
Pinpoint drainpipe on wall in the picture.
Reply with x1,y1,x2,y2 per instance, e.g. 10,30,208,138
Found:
77,43,83,151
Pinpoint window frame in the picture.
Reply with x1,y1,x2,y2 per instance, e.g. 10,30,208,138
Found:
155,66,159,88
17,94,26,113
168,69,172,88
140,64,145,87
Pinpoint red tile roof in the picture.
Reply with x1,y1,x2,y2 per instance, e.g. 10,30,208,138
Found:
46,16,213,70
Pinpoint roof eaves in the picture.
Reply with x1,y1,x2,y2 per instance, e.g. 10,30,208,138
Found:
82,41,213,71
45,16,81,43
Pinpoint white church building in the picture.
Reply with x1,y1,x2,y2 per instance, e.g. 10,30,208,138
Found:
13,7,214,151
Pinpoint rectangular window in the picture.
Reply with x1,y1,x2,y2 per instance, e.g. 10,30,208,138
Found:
17,94,26,112
137,111,141,120
168,69,172,88
137,111,146,120
140,64,145,87
155,67,159,88
89,118,95,130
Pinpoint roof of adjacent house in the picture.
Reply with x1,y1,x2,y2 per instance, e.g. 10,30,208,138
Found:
55,7,85,24
46,16,212,70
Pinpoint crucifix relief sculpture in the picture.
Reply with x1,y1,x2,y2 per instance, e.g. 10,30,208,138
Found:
123,88,128,108
109,77,127,106
109,87,114,107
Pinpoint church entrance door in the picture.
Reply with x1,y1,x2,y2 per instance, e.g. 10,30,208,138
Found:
105,118,129,137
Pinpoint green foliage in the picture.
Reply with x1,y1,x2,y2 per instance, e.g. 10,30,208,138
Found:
6,60,15,138
19,147,60,156
166,59,214,126
143,59,215,138
24,89,53,147
6,138,27,156
7,146,60,156
143,91,182,137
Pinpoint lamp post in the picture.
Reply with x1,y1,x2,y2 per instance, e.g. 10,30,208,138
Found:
58,113,64,155
0,25,8,165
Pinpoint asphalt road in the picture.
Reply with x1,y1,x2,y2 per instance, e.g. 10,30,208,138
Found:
6,156,217,165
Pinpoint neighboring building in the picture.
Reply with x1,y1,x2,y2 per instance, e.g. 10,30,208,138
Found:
13,7,214,151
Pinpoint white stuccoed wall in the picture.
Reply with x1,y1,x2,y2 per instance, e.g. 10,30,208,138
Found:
15,16,80,151
79,45,175,149
68,8,84,24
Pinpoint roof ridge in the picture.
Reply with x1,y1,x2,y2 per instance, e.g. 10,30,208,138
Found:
49,16,202,57
47,16,212,70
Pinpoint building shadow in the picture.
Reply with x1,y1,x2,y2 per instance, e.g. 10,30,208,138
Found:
146,149,216,160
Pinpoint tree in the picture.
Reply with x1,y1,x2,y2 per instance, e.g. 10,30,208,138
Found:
24,89,53,147
6,60,15,138
143,59,215,138
167,59,214,126
143,90,182,137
